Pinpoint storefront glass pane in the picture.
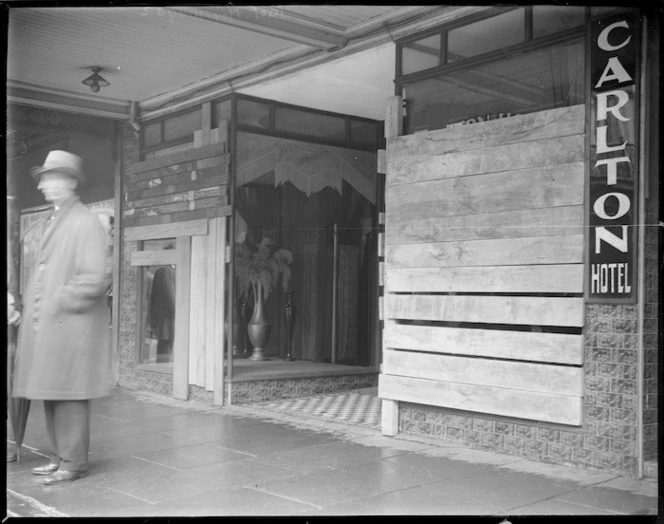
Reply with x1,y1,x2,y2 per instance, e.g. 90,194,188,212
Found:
350,119,378,146
402,33,441,75
405,37,584,134
164,109,201,142
275,107,346,141
448,8,525,63
143,122,161,147
237,99,270,128
533,6,586,39
140,239,176,365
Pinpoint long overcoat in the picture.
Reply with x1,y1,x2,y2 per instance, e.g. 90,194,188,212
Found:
13,195,114,400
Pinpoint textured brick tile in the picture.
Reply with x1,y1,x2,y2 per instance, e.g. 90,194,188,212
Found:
613,349,637,363
559,431,584,448
596,423,621,439
446,426,464,441
596,364,622,378
612,318,637,333
590,344,614,357
412,409,426,422
514,425,537,439
472,419,494,433
574,448,598,467
610,408,637,425
466,429,482,445
494,422,514,436
621,334,638,350
611,379,636,395
585,376,611,391
610,439,637,455
480,433,505,448
622,364,637,380
548,443,574,462
586,405,611,422
536,428,560,443
622,456,638,475
596,392,622,408
587,318,611,332
425,411,444,425
584,391,598,406
621,394,638,411
597,451,624,471
621,306,637,319
504,436,527,454
416,421,433,434
526,440,548,456
643,409,657,425
583,435,610,452
644,364,658,379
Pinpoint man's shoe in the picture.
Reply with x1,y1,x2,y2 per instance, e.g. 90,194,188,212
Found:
31,463,60,475
43,469,88,485
7,452,17,462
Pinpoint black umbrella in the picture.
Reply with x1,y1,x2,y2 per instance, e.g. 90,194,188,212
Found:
7,324,30,463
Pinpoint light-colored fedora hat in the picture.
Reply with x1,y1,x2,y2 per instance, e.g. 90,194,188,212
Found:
31,150,87,186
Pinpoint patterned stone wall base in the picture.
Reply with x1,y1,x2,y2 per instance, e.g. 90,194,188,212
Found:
228,374,378,405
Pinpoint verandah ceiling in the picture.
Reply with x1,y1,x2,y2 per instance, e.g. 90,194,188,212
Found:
6,5,461,121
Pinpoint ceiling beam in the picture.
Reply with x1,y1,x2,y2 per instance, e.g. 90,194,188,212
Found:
167,6,347,50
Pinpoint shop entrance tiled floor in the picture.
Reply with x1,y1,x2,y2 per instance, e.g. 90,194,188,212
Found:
249,387,380,430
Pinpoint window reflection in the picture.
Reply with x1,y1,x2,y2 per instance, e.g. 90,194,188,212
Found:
141,241,176,365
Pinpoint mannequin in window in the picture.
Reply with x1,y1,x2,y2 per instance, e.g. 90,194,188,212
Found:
150,245,176,363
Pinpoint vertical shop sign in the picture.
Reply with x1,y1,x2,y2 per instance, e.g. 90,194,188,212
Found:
588,12,640,303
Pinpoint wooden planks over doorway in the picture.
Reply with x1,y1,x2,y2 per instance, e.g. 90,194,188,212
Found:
379,103,586,427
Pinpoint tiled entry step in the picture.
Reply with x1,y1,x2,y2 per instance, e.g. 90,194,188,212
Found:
251,389,381,430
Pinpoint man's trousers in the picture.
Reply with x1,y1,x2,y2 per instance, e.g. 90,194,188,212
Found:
43,400,90,472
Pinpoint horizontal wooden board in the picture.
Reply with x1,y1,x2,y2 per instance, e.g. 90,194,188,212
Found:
126,161,197,184
124,218,208,242
387,105,584,162
124,166,227,194
129,143,225,175
388,135,584,186
125,175,229,202
387,205,584,245
378,374,582,426
385,295,584,327
123,206,232,229
384,322,583,365
385,264,584,294
129,249,178,267
386,234,584,268
382,350,582,396
386,163,584,222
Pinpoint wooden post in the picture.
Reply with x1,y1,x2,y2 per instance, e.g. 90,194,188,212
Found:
214,216,226,406
173,236,191,400
380,96,403,436
331,223,338,364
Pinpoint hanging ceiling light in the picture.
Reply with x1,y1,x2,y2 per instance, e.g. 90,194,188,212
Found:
82,66,110,93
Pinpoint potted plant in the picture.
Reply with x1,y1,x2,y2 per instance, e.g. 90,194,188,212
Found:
235,237,292,361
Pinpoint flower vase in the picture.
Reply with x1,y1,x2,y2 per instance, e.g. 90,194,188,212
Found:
247,284,271,361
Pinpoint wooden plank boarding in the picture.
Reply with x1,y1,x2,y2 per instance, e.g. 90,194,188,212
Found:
385,295,585,327
387,105,584,159
124,219,208,242
387,205,584,245
379,374,582,426
382,349,583,396
387,234,584,269
129,143,225,175
189,234,206,387
205,219,217,391
386,164,584,221
385,264,584,294
384,323,584,365
173,236,192,400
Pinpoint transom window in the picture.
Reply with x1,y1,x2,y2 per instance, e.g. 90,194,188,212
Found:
397,6,592,134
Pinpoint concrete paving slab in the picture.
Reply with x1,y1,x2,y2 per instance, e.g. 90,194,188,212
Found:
249,439,411,474
597,476,659,497
153,486,320,516
554,485,659,515
501,498,621,515
205,429,343,456
134,442,255,470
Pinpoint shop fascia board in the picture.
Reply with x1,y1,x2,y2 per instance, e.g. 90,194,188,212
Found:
139,5,488,121
8,81,131,120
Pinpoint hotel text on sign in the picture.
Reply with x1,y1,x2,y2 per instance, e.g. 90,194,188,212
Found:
588,12,640,303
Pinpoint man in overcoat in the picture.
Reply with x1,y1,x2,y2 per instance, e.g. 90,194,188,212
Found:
13,150,115,484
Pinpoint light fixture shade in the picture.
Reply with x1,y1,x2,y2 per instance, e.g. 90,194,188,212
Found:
82,67,110,91
82,73,110,87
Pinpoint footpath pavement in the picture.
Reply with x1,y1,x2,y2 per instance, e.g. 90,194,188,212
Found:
5,386,660,517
